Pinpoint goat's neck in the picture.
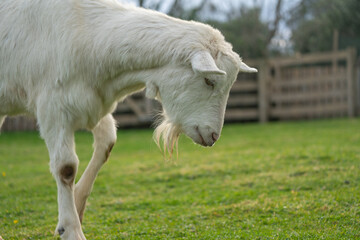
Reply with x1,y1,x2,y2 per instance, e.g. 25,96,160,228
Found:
83,4,208,75
97,67,165,111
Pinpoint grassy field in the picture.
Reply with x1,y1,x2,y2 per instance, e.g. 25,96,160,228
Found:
0,119,359,239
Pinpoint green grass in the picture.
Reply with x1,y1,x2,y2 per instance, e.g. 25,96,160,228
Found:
0,119,360,239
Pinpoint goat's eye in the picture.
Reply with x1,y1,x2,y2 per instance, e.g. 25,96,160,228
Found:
204,78,215,89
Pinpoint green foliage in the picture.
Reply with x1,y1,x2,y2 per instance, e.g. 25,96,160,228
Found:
209,7,269,59
288,0,360,54
1,119,360,239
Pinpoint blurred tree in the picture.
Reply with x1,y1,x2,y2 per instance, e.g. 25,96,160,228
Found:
208,0,283,59
288,0,360,54
209,7,269,58
125,0,285,58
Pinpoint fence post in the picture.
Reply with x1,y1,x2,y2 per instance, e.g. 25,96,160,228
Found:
346,48,356,117
332,29,339,73
357,58,360,116
258,60,269,123
145,98,153,116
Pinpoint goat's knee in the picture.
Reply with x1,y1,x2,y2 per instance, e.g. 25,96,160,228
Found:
104,142,115,162
60,164,76,186
50,152,79,188
92,114,117,162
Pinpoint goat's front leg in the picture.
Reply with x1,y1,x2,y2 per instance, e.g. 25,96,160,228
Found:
42,127,86,240
75,114,117,223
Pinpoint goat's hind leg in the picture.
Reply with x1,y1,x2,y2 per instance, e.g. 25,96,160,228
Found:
75,114,117,223
0,116,5,130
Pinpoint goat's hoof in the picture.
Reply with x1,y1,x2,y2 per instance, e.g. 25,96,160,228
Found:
58,227,65,235
55,224,86,240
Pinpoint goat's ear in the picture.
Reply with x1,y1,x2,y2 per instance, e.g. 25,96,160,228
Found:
239,61,258,73
145,82,158,99
191,51,226,76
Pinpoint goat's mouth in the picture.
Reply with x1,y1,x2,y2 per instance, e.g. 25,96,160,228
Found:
195,126,208,147
194,126,218,147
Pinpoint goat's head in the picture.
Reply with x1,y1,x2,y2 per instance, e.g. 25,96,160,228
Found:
145,50,257,155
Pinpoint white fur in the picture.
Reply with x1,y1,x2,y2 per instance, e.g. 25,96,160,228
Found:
0,0,255,239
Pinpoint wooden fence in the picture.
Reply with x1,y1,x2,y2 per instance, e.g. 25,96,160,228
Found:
1,48,359,131
254,48,358,121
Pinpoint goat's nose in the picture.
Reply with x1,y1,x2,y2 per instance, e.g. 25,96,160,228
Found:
212,132,219,142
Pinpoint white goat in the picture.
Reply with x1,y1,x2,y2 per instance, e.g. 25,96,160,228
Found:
0,0,257,239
